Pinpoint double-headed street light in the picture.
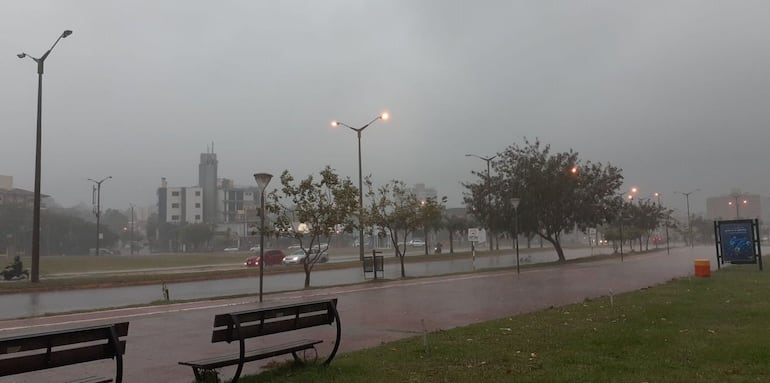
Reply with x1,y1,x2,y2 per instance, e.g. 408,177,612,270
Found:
254,172,273,303
728,193,748,219
675,188,700,248
89,176,112,256
465,153,497,251
332,112,389,261
18,30,73,282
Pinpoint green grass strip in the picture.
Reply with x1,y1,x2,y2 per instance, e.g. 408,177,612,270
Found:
238,266,770,383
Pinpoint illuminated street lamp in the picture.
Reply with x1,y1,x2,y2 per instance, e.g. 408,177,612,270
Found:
253,172,273,303
332,112,389,261
17,30,73,282
728,193,749,219
465,153,497,251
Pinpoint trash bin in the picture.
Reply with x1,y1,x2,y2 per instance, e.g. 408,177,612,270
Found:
694,259,710,277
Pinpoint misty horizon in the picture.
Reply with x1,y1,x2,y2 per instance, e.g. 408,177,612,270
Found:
4,1,770,217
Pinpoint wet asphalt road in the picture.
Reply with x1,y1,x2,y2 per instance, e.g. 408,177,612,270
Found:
0,246,612,320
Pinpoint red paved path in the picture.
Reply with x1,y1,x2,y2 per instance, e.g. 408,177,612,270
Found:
0,246,714,382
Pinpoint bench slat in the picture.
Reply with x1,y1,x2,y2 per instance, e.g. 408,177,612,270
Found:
63,376,113,383
213,301,333,327
179,339,322,370
0,322,129,354
0,340,126,376
212,313,332,343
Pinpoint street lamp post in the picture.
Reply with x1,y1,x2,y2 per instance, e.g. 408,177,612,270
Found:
254,172,273,303
465,153,497,251
89,176,112,256
675,189,699,248
17,30,73,282
654,192,670,255
129,203,135,255
511,197,520,274
728,193,748,219
332,112,389,261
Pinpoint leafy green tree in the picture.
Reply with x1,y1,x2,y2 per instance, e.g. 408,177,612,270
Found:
101,209,128,235
178,223,214,251
366,179,425,277
267,166,358,288
472,138,623,262
419,197,447,255
443,214,469,254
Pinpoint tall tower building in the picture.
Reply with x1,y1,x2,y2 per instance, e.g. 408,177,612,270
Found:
199,144,219,223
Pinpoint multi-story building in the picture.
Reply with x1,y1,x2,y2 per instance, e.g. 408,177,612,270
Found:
156,178,203,224
0,175,46,208
199,147,219,224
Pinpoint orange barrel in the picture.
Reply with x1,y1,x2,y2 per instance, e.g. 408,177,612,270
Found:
694,259,711,277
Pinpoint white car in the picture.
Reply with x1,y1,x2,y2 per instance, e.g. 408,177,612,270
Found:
249,246,261,252
223,247,240,252
408,239,426,247
282,248,329,265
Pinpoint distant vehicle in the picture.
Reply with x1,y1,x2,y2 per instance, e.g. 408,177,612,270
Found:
244,249,287,267
282,248,329,265
408,239,426,247
223,247,240,252
89,248,115,255
249,246,261,252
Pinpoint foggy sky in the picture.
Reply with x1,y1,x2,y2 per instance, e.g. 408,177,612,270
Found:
2,1,770,217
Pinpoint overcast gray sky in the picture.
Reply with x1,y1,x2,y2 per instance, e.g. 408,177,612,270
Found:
2,1,769,216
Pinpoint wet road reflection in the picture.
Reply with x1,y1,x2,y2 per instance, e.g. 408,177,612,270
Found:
0,247,636,320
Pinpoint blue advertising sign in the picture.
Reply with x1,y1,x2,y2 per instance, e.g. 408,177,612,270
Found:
719,221,756,262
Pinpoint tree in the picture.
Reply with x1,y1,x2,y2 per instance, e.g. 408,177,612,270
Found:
178,223,214,251
366,179,425,278
443,214,469,254
473,138,623,262
267,166,358,288
419,197,447,254
101,209,128,235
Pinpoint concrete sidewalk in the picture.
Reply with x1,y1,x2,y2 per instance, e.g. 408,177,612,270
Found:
0,246,713,383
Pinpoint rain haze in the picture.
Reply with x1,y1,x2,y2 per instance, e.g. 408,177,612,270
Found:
2,1,770,216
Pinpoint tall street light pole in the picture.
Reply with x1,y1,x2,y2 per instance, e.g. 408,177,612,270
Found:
89,176,112,256
332,112,389,261
675,188,699,248
129,203,135,255
511,197,520,274
655,192,670,255
17,30,73,282
465,153,497,251
254,172,273,303
728,193,748,219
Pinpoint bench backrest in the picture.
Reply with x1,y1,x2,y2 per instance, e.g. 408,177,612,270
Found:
212,299,337,343
0,322,129,380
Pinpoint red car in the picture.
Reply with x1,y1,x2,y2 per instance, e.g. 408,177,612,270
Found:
244,249,287,267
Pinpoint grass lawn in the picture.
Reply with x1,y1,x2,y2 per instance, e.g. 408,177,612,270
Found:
238,266,770,383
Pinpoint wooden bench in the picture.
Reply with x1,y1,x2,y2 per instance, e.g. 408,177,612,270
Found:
0,322,129,383
180,298,341,383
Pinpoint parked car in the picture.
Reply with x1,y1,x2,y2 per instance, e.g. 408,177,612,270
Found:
224,247,240,252
244,249,287,267
282,248,329,265
249,246,261,252
408,239,426,247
